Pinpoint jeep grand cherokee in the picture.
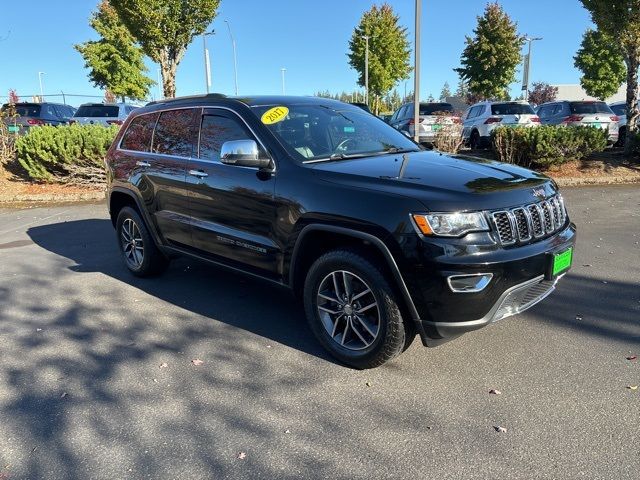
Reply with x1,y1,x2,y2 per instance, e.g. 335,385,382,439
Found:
105,94,576,369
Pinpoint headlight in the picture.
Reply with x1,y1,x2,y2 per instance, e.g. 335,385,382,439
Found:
412,212,489,237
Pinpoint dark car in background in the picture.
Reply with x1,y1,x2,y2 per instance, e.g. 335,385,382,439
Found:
1,102,76,133
105,94,575,369
536,100,619,144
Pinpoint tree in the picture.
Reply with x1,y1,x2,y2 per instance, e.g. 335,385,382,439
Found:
427,94,435,102
580,0,640,154
75,1,154,101
8,89,19,104
454,76,468,98
574,29,626,100
528,82,558,105
110,0,220,98
440,81,451,101
347,3,412,114
455,2,524,101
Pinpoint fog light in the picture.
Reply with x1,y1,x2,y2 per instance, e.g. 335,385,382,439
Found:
447,273,493,293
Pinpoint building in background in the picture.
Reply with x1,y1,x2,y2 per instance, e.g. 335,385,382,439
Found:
551,84,629,103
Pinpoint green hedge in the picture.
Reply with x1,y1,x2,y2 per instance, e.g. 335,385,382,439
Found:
491,125,608,168
16,124,119,183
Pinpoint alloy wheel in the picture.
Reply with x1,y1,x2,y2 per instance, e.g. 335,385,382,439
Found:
316,270,380,351
120,218,144,268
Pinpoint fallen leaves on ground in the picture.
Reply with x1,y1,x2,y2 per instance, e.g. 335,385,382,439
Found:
489,389,502,395
159,362,168,369
191,359,204,366
627,385,638,390
626,355,637,361
236,452,246,460
365,381,372,387
494,426,507,433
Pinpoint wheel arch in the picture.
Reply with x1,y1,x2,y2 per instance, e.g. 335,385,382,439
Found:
287,224,420,322
108,187,164,247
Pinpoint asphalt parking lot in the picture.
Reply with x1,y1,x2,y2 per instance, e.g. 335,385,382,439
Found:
0,185,638,479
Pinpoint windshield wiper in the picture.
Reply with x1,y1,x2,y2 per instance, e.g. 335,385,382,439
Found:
381,147,420,154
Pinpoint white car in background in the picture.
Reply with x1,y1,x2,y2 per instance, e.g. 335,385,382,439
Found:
609,100,639,146
71,103,139,126
462,101,540,149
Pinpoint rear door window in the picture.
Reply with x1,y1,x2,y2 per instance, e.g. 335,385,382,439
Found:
152,108,199,157
120,113,159,152
75,105,120,117
491,103,535,115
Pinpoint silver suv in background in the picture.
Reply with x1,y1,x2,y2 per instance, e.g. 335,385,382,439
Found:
71,103,139,126
536,100,619,144
462,101,540,149
609,100,639,146
389,102,461,144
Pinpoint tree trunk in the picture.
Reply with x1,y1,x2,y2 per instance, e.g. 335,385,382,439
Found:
159,50,178,98
624,50,639,156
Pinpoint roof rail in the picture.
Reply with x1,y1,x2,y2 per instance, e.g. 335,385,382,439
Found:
146,93,227,106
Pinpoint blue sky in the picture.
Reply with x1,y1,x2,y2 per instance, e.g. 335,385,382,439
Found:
0,0,593,106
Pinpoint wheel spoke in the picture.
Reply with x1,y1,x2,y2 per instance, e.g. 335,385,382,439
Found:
342,271,351,299
340,319,350,345
350,318,370,347
318,305,340,315
351,288,371,302
331,272,342,300
318,292,339,303
355,314,377,338
357,302,377,314
331,314,344,337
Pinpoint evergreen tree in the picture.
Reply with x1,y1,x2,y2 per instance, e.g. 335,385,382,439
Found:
440,81,452,101
455,2,524,100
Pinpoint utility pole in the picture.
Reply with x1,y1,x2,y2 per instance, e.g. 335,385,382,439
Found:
38,71,45,102
522,36,542,100
224,20,239,95
281,68,286,95
413,0,421,143
202,30,215,93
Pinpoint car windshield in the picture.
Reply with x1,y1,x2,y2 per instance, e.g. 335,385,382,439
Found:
420,103,453,115
74,105,119,117
491,103,535,115
251,103,420,162
569,102,612,114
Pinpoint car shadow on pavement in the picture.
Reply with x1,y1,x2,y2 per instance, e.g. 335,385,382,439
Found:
27,218,336,365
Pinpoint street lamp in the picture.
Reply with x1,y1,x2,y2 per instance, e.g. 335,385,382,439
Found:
413,0,421,142
522,36,542,100
38,72,46,102
202,30,215,93
361,34,375,106
281,68,286,95
224,20,239,96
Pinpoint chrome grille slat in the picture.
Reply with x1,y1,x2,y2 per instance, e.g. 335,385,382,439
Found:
492,195,567,246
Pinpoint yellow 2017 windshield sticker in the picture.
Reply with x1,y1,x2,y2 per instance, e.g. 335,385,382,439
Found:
261,106,289,125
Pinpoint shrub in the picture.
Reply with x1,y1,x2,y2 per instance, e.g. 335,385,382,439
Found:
432,113,464,154
16,124,118,184
491,125,607,168
0,108,19,165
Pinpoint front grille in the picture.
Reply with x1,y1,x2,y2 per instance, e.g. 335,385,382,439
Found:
491,195,567,246
492,276,558,322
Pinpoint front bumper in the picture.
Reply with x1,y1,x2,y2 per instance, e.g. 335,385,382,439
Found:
399,223,576,346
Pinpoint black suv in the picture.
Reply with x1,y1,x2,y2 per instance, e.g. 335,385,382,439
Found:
105,94,576,369
1,102,76,133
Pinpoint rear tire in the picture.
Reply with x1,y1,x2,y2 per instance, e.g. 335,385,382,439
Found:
303,250,410,369
470,129,481,149
116,206,169,277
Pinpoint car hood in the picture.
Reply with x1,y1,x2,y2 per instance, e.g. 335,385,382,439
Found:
308,150,556,211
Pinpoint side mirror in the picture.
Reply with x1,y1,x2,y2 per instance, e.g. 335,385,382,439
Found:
220,139,272,169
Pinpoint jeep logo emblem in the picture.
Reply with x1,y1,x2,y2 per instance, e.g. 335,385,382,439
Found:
532,187,546,200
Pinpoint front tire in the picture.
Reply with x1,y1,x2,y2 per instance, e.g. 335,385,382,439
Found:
470,129,481,149
303,250,410,369
116,206,169,277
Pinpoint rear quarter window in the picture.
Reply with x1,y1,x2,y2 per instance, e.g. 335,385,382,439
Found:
120,113,159,152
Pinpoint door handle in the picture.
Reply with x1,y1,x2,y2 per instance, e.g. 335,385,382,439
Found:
189,169,209,178
136,161,151,168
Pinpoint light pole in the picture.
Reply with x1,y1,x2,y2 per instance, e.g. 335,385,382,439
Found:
522,36,542,100
224,20,239,96
413,0,421,143
38,72,45,102
281,68,286,95
202,30,215,93
157,68,162,99
361,35,374,106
